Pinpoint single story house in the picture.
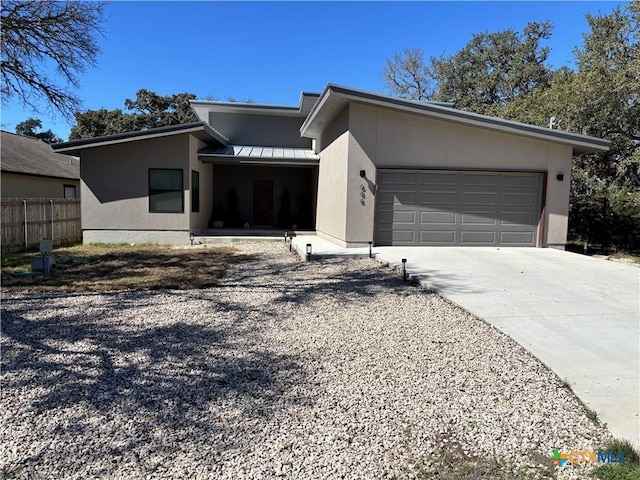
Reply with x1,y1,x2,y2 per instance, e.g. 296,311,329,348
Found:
52,84,609,248
2,131,80,199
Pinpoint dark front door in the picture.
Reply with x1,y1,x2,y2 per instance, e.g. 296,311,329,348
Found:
252,179,273,226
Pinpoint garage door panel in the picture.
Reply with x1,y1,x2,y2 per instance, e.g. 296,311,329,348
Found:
502,211,537,225
392,230,416,243
460,212,498,225
375,170,542,247
500,231,536,244
421,173,458,186
503,192,537,206
419,230,456,244
460,230,496,244
378,191,417,204
394,210,416,224
461,192,498,206
462,174,499,187
376,229,393,244
379,172,418,185
376,210,394,223
420,210,457,224
421,192,458,205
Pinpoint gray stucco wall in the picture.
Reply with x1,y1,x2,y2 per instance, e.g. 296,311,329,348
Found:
209,112,312,148
316,102,573,247
315,107,350,244
189,136,212,233
80,134,193,239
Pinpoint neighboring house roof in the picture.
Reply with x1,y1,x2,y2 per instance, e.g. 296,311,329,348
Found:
52,122,228,155
1,131,79,180
199,145,319,166
300,84,611,155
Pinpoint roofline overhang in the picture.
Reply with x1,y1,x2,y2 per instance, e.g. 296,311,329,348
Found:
189,100,306,117
51,122,228,155
198,156,319,167
300,84,611,155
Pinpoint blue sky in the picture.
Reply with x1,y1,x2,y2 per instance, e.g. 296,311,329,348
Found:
1,1,621,140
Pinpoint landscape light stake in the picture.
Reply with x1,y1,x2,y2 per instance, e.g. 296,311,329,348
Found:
306,243,312,261
284,231,288,242
369,241,373,258
190,233,194,245
402,258,407,282
289,237,293,252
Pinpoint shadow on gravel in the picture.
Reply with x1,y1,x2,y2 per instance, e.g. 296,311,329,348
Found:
1,292,312,474
222,254,422,305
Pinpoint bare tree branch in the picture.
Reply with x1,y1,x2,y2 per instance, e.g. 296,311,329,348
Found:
1,0,105,120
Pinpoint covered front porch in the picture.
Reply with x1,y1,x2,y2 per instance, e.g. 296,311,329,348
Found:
199,145,319,231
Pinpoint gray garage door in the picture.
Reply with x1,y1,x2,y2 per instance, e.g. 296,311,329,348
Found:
375,170,543,246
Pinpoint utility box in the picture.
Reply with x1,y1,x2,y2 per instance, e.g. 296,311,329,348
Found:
32,256,56,272
34,239,55,275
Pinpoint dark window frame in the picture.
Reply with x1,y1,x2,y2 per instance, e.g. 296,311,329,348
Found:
191,170,200,213
63,184,77,199
149,168,184,213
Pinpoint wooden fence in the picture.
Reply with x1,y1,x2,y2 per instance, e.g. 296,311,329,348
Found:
1,198,81,253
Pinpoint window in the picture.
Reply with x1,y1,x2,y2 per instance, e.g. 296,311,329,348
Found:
149,169,183,212
63,184,77,199
191,170,200,213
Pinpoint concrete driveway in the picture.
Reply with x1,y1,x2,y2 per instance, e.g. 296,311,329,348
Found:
375,247,640,447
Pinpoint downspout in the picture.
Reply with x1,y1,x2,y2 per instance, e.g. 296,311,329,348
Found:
23,199,28,251
50,199,54,244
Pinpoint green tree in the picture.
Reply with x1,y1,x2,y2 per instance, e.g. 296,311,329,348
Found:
1,1,105,119
430,22,554,115
15,118,62,144
69,89,198,140
568,2,640,249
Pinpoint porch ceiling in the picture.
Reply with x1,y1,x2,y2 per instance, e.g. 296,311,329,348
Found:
199,145,319,166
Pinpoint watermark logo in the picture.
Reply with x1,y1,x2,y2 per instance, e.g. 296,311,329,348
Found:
550,449,626,467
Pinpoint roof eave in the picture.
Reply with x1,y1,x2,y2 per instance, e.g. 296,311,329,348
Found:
300,84,610,154
52,122,228,155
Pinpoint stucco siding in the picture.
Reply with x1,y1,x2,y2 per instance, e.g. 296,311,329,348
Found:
337,103,574,247
81,135,190,233
189,136,212,232
208,112,311,148
544,143,573,247
315,108,349,243
2,173,79,199
83,230,190,245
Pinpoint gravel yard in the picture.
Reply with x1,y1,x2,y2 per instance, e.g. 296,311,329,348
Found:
1,242,611,479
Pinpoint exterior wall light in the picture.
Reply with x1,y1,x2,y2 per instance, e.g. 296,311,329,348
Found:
360,170,366,178
556,173,564,181
306,243,312,261
190,233,195,245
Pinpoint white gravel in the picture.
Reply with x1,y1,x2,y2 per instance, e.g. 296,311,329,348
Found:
1,242,611,479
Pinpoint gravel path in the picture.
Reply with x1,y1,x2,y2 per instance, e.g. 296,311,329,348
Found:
1,242,611,479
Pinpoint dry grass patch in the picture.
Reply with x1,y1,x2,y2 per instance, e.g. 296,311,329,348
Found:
1,243,251,292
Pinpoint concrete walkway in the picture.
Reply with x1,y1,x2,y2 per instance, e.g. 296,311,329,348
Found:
292,236,640,447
